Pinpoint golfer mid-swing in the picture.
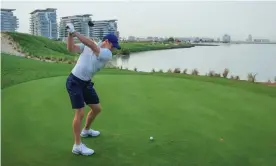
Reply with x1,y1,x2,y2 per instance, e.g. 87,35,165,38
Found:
65,23,121,156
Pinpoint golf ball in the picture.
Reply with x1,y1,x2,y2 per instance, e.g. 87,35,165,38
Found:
150,136,153,140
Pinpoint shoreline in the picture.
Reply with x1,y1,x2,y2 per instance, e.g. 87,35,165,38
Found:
116,43,219,56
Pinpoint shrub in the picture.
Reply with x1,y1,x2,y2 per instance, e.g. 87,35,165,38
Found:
134,67,137,72
50,56,56,61
120,48,130,55
230,75,234,79
222,68,229,78
235,76,240,80
174,68,181,73
167,69,172,73
191,69,199,75
214,73,221,77
267,79,271,83
151,68,156,73
247,73,257,82
208,71,215,77
182,68,188,74
120,66,123,70
158,69,163,73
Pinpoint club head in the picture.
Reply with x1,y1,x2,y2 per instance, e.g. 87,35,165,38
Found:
88,20,94,27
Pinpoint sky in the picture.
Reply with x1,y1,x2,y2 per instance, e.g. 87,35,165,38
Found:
2,0,276,41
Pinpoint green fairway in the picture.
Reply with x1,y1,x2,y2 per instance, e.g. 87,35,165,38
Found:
2,54,276,166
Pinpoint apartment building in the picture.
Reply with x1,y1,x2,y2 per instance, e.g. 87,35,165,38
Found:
0,8,19,32
29,8,58,39
89,19,119,40
59,14,92,39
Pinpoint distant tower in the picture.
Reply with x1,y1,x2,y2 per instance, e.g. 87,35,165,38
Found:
222,34,231,43
247,34,252,42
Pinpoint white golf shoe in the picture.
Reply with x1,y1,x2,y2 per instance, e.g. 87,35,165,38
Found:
72,143,94,156
80,129,100,137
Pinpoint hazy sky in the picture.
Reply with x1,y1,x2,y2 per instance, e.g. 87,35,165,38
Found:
2,0,276,40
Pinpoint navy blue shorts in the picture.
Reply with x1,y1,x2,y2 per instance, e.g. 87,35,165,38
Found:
66,73,99,109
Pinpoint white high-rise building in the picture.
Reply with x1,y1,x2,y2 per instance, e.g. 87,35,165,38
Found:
29,8,58,39
59,14,92,39
247,34,252,42
0,8,19,32
89,19,119,40
222,34,231,43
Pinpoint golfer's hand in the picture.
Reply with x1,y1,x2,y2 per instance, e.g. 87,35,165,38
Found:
66,23,75,33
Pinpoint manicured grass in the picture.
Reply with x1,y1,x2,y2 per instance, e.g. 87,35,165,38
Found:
1,53,135,89
2,54,276,166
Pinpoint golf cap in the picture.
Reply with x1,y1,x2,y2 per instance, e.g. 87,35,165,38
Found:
103,33,121,49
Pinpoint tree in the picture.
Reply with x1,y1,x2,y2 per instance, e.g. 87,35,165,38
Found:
168,37,175,42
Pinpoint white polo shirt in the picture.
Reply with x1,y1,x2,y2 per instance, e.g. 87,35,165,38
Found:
71,42,112,81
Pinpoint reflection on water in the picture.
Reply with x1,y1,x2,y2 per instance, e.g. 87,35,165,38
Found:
116,44,276,82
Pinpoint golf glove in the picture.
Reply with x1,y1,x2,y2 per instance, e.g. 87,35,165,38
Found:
66,23,75,33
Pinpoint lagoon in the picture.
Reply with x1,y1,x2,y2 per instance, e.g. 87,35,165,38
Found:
116,44,276,82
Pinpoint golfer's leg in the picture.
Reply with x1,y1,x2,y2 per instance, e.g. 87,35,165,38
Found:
66,75,94,155
72,106,94,156
85,104,102,130
73,108,85,145
81,82,101,137
66,81,85,144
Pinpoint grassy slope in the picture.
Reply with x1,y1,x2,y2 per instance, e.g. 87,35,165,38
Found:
2,54,276,166
4,32,193,58
5,32,77,60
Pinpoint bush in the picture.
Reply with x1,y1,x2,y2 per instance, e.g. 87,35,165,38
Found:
182,68,188,74
214,73,221,77
208,71,215,77
151,68,156,73
235,76,240,80
247,73,257,82
173,68,181,73
191,69,199,75
134,67,137,72
222,68,229,78
167,69,172,73
158,69,163,73
120,48,130,55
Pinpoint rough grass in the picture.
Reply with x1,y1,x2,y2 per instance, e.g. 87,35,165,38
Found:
114,42,194,55
5,32,77,59
2,54,276,166
4,32,194,57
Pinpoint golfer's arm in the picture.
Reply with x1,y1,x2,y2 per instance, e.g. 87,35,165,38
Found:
72,32,100,56
67,33,81,53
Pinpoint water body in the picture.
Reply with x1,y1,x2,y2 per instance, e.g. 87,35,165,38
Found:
115,44,276,82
